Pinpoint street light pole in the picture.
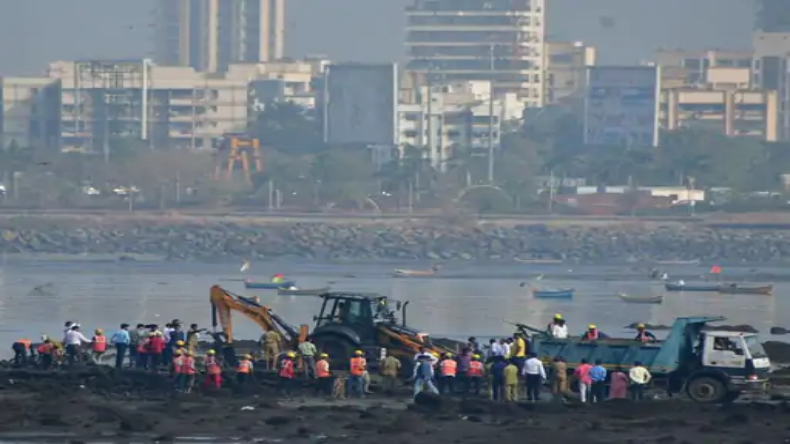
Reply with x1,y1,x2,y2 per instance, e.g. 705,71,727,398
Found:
487,44,495,184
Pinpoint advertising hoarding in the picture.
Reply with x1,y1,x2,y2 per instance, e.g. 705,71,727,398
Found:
584,66,661,147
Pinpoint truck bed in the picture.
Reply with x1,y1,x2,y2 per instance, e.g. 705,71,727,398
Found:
531,337,677,375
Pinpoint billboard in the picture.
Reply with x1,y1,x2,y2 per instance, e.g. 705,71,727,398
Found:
584,66,661,147
323,63,398,146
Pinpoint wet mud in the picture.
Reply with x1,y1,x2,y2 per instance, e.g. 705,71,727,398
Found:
0,367,789,443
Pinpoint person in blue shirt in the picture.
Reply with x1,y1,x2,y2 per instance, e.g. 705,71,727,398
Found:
412,354,439,399
489,355,509,401
110,323,131,369
589,359,608,403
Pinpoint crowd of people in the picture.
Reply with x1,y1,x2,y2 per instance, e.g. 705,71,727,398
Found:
9,314,660,403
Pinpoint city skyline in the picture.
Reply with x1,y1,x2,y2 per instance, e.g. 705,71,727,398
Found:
0,0,754,75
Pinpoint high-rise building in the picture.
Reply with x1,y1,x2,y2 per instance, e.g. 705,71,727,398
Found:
755,0,790,32
405,0,546,107
155,0,285,73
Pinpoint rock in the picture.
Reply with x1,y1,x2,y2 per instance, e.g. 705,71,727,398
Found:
770,327,789,335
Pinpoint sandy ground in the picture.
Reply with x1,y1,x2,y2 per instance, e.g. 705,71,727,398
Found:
0,365,789,443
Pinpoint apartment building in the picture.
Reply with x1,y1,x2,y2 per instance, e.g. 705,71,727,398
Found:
651,49,780,141
0,58,326,152
398,81,524,169
155,0,285,72
545,41,597,104
405,0,545,107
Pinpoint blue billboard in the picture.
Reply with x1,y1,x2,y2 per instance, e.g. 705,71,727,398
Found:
583,66,661,147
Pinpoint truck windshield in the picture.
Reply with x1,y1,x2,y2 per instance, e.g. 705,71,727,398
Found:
743,335,767,358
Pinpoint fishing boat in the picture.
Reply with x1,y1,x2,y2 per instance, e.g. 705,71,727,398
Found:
244,279,296,290
532,288,574,299
654,259,701,265
618,293,663,304
277,287,330,296
717,284,773,295
393,265,439,277
664,282,720,292
514,258,563,264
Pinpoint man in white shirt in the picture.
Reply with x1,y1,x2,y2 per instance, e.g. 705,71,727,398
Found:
501,339,512,358
414,347,439,366
521,352,547,401
64,325,90,366
628,360,652,401
551,322,568,339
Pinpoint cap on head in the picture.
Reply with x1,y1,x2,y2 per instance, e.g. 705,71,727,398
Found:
207,350,216,355
444,353,453,358
554,314,563,320
354,350,363,356
588,324,596,330
637,323,645,329
320,353,329,358
286,352,296,358
472,354,481,359
176,340,185,346
95,329,103,334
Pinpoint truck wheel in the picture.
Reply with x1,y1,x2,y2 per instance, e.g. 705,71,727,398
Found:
686,376,727,403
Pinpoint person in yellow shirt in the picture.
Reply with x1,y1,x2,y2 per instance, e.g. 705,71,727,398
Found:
511,333,528,371
503,358,520,402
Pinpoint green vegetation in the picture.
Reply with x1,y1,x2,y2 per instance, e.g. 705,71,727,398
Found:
1,103,789,213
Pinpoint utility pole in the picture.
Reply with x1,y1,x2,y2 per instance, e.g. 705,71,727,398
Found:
487,44,495,184
426,64,434,170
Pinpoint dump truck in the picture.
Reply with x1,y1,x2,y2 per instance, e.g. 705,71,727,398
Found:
515,316,771,403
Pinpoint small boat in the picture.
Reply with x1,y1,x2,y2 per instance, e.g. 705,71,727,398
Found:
393,265,439,277
532,288,574,299
277,287,330,296
514,258,563,264
244,280,296,290
618,293,663,304
654,259,701,265
664,282,720,292
717,284,773,295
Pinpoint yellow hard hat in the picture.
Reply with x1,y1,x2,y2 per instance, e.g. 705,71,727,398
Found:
176,340,185,346
588,324,596,330
472,354,481,359
174,349,183,355
637,323,645,329
95,329,103,334
320,353,329,358
244,354,253,360
554,314,563,320
207,350,216,355
286,352,296,358
431,352,440,357
354,350,363,356
444,353,453,358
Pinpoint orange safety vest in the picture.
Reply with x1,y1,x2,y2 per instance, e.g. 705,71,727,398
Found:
173,356,185,374
237,360,252,374
440,359,457,377
584,330,599,340
349,357,365,376
92,336,107,352
279,359,294,378
17,339,31,349
37,343,53,355
316,359,330,378
468,361,483,377
183,357,196,375
206,356,222,375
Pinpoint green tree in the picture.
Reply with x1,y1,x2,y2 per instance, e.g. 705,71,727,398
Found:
249,102,324,155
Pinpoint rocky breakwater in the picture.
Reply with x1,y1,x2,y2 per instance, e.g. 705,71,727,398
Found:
1,217,790,261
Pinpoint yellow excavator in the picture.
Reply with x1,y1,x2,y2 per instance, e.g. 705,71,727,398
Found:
209,285,308,367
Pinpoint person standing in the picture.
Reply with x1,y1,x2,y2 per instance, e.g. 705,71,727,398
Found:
36,339,55,370
522,352,546,402
609,366,628,399
91,329,107,364
279,352,295,400
64,325,90,366
204,350,223,390
315,353,333,397
412,354,439,398
551,356,568,401
261,330,282,370
237,354,254,385
348,350,367,398
110,324,131,369
489,356,508,402
186,324,202,356
379,354,402,393
503,359,519,402
298,338,317,378
181,351,197,393
466,354,485,396
628,361,651,401
172,349,185,392
589,360,607,403
147,331,166,372
438,353,457,395
128,324,145,368
573,359,593,403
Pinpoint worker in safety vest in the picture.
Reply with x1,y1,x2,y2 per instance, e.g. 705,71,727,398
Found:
466,354,485,396
581,325,609,341
12,338,32,367
315,353,333,397
136,334,150,370
237,354,254,385
181,351,197,393
91,329,107,364
37,338,56,370
348,350,367,398
279,352,296,400
172,349,185,391
438,353,458,394
634,323,657,342
204,349,223,390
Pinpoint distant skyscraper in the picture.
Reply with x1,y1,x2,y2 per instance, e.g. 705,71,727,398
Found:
405,0,546,107
755,0,790,32
154,0,285,72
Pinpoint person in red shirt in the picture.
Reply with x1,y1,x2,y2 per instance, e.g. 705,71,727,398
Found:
147,331,166,372
279,352,296,400
36,339,55,370
204,350,223,390
172,349,185,392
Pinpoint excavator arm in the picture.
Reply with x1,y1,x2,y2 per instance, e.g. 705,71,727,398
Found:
209,285,302,346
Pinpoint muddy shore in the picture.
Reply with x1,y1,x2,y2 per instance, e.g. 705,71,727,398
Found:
1,366,789,443
2,215,790,262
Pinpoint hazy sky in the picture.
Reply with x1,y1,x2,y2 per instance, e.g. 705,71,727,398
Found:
0,0,754,75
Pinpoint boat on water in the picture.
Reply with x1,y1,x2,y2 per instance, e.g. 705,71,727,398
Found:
717,284,773,295
654,259,701,265
244,279,296,290
532,288,574,299
514,258,563,264
277,286,330,296
618,293,663,304
664,282,720,292
393,265,439,277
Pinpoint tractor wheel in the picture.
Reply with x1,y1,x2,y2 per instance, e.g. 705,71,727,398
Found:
312,335,356,370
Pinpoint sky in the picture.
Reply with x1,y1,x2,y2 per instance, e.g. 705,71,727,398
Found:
0,0,755,75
